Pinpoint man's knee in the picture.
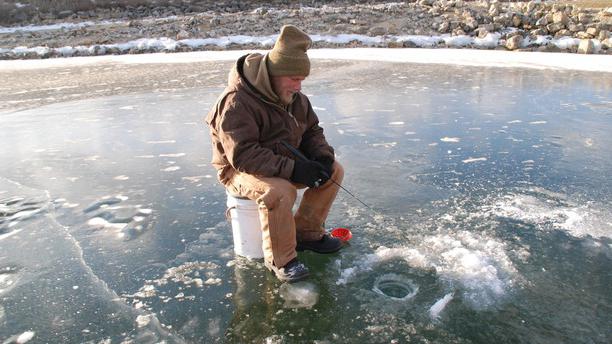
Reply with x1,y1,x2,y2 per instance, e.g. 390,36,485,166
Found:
257,178,297,210
332,161,344,183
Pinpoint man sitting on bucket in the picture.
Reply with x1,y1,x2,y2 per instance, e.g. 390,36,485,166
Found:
206,25,344,282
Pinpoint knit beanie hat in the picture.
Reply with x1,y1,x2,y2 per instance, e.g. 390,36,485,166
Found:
267,25,312,77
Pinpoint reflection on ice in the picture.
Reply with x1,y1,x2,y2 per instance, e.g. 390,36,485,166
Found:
489,187,612,239
83,195,155,240
2,331,36,344
279,281,319,309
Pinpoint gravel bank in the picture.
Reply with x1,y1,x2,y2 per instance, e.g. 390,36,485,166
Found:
0,1,611,59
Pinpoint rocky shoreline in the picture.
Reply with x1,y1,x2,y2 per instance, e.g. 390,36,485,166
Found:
1,1,611,59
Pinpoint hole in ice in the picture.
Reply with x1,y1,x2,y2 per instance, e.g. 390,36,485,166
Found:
372,273,419,301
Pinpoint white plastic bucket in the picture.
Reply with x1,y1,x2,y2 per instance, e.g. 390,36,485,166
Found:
226,193,264,259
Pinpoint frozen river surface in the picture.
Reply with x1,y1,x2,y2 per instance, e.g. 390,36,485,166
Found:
1,56,611,343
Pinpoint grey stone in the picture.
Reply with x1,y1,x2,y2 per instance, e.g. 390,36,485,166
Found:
555,29,571,38
57,10,74,19
481,23,495,32
505,35,522,50
577,39,595,54
527,1,537,13
489,2,501,15
568,23,584,33
438,20,450,33
586,27,599,37
578,12,590,24
535,16,548,26
368,26,387,36
530,28,548,36
176,30,190,40
475,27,489,38
553,11,569,25
512,14,522,27
464,18,478,31
547,22,564,34
453,27,466,36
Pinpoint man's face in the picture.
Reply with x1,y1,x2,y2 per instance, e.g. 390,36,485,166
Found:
271,75,305,106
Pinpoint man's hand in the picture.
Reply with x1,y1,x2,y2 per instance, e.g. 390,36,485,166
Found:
313,155,334,178
290,160,329,187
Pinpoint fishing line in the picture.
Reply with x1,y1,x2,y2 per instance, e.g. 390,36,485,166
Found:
280,140,375,212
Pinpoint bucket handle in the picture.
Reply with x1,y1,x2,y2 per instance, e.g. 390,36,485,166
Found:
225,206,235,222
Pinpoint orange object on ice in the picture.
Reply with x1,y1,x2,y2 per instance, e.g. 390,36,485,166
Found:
330,227,352,242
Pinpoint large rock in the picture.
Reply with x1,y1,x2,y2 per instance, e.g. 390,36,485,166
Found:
535,16,548,26
586,27,599,37
368,26,387,36
505,35,522,50
577,12,591,24
57,10,74,19
530,28,548,36
438,21,450,33
463,17,478,31
526,1,537,13
547,22,564,33
512,14,522,27
489,4,500,17
555,29,571,38
568,23,584,33
176,30,190,40
577,39,595,54
553,11,569,25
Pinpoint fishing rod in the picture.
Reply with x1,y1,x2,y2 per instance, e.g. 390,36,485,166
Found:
280,140,373,211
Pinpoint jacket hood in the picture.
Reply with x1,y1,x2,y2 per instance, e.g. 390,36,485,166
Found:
228,53,281,105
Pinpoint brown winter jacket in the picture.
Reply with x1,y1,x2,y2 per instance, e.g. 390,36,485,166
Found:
205,53,334,185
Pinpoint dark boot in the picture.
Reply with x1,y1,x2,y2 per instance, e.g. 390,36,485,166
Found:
296,233,343,254
265,258,309,283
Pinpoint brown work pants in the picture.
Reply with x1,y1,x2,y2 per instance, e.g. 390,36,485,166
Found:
224,161,344,268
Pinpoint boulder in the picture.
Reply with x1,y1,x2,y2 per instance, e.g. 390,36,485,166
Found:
481,23,495,32
577,39,594,54
512,14,522,27
535,16,548,26
489,5,499,17
176,29,190,40
527,1,537,13
547,22,564,33
463,17,478,31
57,10,74,19
530,28,548,36
452,27,466,36
568,23,584,33
368,26,387,36
577,12,590,24
438,21,450,33
586,27,599,37
555,29,571,38
552,11,569,25
598,30,610,41
576,31,592,39
505,34,522,50
475,27,489,38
